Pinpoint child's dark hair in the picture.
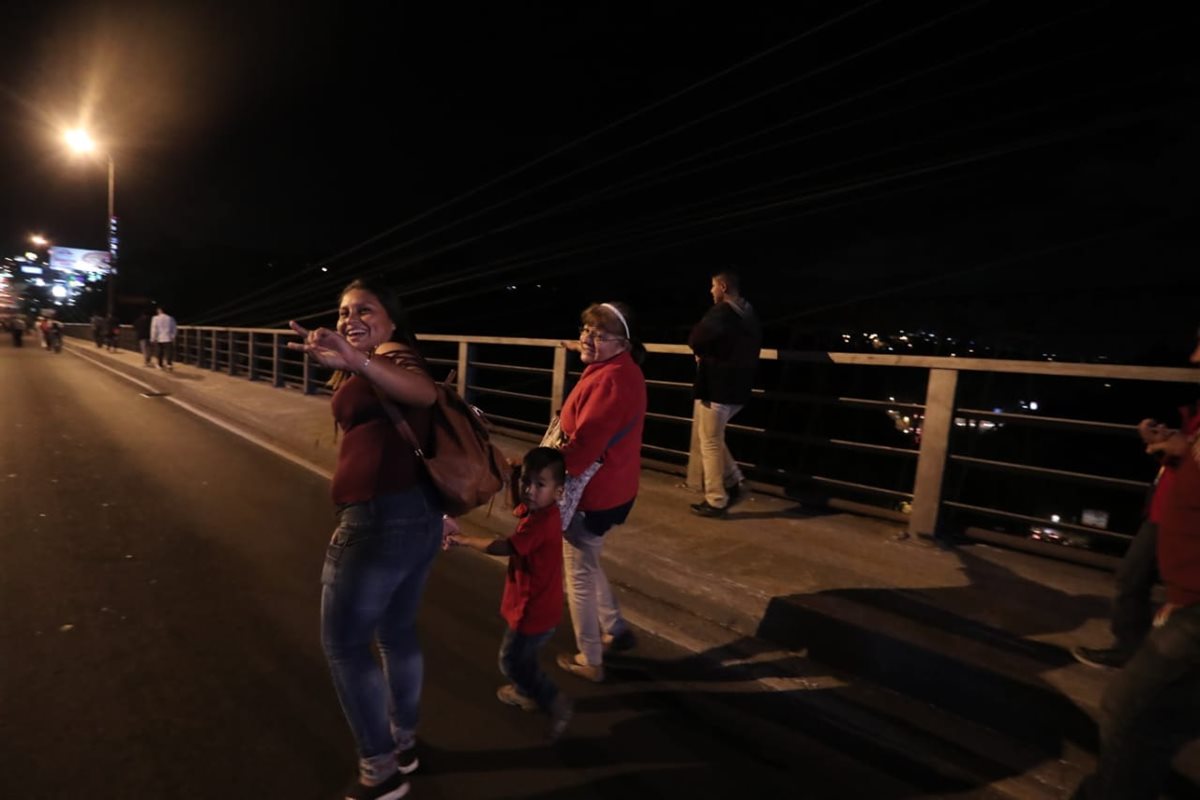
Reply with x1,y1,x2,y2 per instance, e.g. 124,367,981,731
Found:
523,446,566,485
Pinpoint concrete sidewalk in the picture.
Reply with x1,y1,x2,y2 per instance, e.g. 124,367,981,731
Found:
63,337,1197,798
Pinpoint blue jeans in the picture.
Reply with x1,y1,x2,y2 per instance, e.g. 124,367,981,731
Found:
499,627,558,711
1079,603,1200,799
321,485,442,781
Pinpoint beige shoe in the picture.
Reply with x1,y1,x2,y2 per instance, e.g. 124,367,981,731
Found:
556,652,604,682
496,684,539,711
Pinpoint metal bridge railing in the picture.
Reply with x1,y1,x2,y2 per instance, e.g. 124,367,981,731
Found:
65,323,1197,564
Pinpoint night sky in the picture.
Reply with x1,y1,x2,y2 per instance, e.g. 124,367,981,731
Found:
2,1,1196,361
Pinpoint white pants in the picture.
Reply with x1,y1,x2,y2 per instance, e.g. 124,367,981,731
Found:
686,399,745,509
562,513,628,666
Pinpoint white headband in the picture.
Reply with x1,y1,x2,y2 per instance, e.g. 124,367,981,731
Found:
600,303,630,339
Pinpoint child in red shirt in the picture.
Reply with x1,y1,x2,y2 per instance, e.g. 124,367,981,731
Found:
449,447,573,740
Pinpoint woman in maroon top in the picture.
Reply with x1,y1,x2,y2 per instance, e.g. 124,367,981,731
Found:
554,302,647,683
288,278,440,800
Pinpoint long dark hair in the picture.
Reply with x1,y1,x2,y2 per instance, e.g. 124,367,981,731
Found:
327,277,420,390
340,277,419,348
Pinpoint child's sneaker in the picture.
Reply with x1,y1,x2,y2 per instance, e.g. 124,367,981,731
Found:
547,693,574,741
396,746,419,776
342,769,409,800
496,683,539,711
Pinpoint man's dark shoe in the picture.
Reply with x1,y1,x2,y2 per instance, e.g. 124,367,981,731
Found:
342,769,409,800
690,501,727,518
1072,645,1130,670
725,482,745,508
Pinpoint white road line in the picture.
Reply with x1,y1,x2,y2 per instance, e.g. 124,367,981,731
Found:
67,346,333,481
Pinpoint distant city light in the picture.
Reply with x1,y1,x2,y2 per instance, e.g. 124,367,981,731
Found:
1051,514,1061,523
1029,401,1039,411
51,285,68,298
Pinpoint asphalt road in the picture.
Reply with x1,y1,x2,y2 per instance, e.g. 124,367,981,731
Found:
0,341,928,800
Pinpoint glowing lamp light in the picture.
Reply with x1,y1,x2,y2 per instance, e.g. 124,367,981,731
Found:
64,128,97,153
1051,514,1061,523
51,285,68,298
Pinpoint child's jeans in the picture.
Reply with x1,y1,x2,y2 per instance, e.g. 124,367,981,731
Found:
499,627,559,711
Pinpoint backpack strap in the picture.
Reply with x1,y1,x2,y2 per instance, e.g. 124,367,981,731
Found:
375,389,425,458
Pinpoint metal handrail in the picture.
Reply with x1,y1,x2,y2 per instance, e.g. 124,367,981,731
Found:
63,322,1196,563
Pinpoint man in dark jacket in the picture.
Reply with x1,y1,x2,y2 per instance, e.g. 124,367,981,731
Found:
686,270,761,518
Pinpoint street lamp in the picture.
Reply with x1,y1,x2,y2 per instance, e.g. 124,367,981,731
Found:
30,234,49,248
64,128,117,317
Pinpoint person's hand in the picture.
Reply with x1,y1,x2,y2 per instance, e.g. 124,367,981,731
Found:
1137,418,1171,445
446,533,466,548
286,321,358,371
1146,432,1191,459
441,516,461,550
560,339,582,353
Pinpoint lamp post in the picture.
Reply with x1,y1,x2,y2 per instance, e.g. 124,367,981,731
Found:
64,129,117,318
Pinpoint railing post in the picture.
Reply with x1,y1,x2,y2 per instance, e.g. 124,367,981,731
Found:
302,351,312,394
456,341,470,400
272,332,283,387
908,368,959,538
247,333,256,381
211,329,219,371
550,346,567,422
228,330,236,375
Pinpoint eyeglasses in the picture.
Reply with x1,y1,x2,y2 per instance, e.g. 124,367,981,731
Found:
578,326,624,343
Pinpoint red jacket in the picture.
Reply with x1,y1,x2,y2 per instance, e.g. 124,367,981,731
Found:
501,504,563,634
559,351,647,512
1159,415,1200,607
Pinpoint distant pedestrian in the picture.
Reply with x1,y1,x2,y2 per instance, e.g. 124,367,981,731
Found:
150,306,177,369
10,316,26,347
685,269,761,518
105,314,120,352
133,309,153,366
448,446,574,740
90,313,105,347
287,278,442,800
551,301,645,684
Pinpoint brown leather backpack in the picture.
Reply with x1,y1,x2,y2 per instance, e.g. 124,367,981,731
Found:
378,371,510,517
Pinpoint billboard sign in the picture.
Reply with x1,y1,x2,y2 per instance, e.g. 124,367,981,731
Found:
48,247,112,275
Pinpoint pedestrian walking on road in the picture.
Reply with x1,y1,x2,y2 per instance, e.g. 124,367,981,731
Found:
448,446,574,740
685,269,761,518
288,278,442,800
550,301,646,684
9,315,26,347
91,313,105,347
150,306,177,369
134,309,153,366
104,314,121,352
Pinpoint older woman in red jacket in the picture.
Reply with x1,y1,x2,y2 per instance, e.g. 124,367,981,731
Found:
555,302,647,683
